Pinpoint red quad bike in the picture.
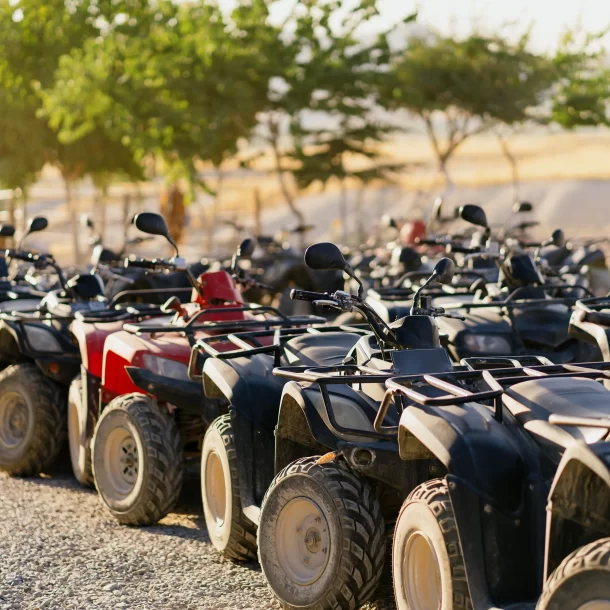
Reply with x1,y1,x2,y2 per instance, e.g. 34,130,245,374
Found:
86,213,323,525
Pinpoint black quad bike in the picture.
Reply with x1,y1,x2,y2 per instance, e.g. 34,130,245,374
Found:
199,244,465,601
386,356,610,610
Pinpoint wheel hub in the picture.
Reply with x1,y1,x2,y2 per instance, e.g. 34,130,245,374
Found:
403,531,442,610
276,497,331,586
103,426,140,495
0,392,29,449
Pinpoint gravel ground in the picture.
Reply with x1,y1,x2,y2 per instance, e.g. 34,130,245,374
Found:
0,470,396,610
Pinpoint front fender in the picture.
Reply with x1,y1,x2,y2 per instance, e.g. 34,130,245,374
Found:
545,441,610,578
399,402,527,509
202,354,285,429
399,402,544,607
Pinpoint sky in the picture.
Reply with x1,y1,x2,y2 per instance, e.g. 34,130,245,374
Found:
224,0,610,52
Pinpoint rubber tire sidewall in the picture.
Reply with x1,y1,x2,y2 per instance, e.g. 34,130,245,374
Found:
258,468,346,608
67,374,93,487
0,364,66,476
539,539,610,610
201,421,235,552
393,499,458,610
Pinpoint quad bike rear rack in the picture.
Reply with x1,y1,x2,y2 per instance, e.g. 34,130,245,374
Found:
189,323,370,379
107,287,193,308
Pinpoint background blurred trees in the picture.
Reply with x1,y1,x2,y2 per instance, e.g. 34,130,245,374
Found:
0,0,608,258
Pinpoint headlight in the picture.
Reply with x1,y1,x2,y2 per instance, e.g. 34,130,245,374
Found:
142,354,190,382
24,325,63,352
462,334,512,355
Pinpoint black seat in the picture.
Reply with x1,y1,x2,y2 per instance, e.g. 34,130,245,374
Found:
503,377,610,454
284,332,361,366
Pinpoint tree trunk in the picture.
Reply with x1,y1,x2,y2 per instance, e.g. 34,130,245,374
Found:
438,158,455,198
65,179,81,264
496,133,520,202
340,180,348,244
269,132,304,246
98,185,108,243
253,188,262,238
206,170,223,256
355,186,365,244
122,193,131,247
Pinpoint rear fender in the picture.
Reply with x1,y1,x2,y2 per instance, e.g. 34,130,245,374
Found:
545,442,610,578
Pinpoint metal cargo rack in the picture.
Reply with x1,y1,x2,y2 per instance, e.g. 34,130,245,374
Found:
572,295,610,326
382,360,610,432
273,364,400,440
189,323,371,379
442,284,593,312
122,304,327,337
270,359,610,442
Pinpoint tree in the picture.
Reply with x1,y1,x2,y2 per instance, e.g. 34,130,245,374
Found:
386,30,558,191
43,0,273,248
248,0,413,230
551,29,610,129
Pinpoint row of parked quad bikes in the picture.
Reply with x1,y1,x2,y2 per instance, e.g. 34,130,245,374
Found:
4,205,610,609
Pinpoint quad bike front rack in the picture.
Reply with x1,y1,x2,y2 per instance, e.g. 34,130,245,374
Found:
189,323,371,379
122,305,326,337
442,284,593,312
382,360,610,432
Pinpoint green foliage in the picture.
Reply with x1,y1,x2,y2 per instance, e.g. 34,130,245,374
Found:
43,0,274,187
386,29,558,182
551,29,610,128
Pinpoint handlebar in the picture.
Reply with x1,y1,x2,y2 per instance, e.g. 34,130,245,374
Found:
290,289,329,302
124,258,158,270
446,244,480,254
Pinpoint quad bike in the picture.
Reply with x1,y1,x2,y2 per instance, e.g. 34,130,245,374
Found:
199,243,467,605
0,238,108,476
82,213,209,304
87,214,326,526
0,213,192,478
386,354,610,609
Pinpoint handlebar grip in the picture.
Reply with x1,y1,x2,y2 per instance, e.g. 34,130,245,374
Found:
124,258,155,270
5,249,33,262
415,238,442,246
446,245,479,254
290,289,327,302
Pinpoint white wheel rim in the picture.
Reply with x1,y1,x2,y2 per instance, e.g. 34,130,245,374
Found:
0,392,29,449
103,426,139,496
275,497,331,586
205,451,227,526
403,531,442,610
579,602,610,610
68,399,82,472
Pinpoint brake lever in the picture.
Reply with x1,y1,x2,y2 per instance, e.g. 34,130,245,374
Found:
313,299,340,308
443,312,466,320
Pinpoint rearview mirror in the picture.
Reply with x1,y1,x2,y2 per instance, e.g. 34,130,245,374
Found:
304,242,348,271
80,214,95,230
0,225,15,238
459,204,488,228
134,212,178,254
237,238,256,259
26,216,48,235
432,257,455,284
550,229,565,248
513,201,533,213
381,215,398,230
431,197,443,220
